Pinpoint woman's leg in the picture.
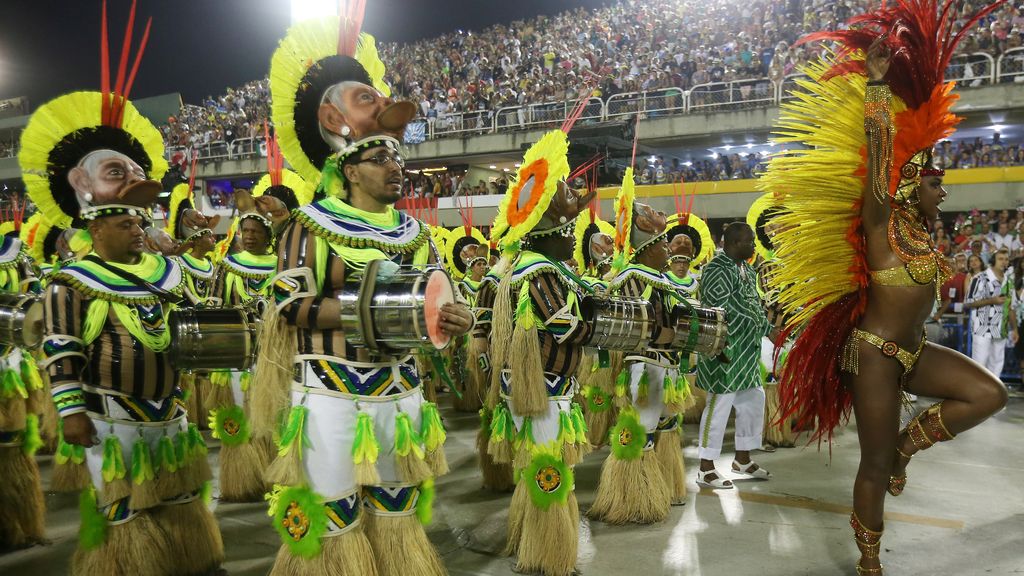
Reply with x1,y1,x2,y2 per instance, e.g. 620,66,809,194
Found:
846,340,905,573
892,343,1008,480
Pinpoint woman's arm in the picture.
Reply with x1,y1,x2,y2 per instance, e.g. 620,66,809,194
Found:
861,35,894,234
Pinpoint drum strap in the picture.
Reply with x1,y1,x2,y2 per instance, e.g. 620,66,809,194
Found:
83,255,185,305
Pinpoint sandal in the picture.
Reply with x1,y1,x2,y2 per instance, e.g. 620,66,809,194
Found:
696,469,734,489
887,446,912,497
732,460,771,480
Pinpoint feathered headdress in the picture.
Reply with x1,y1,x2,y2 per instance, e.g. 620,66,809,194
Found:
665,180,713,267
20,0,166,228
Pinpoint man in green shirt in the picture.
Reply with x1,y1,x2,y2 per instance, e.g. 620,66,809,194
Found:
696,222,776,489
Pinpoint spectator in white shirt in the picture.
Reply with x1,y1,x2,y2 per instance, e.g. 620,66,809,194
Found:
988,221,1021,255
965,248,1019,381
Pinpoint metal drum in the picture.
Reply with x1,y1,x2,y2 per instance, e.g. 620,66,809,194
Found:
671,302,728,357
0,293,43,349
338,260,455,355
168,307,258,370
581,295,655,353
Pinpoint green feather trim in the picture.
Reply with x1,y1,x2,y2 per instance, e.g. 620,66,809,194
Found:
557,410,576,446
394,412,425,459
22,413,43,456
78,486,107,550
156,435,177,473
416,478,435,526
570,403,588,438
585,385,612,413
351,411,379,466
188,424,208,457
20,356,43,391
101,435,126,483
239,370,253,392
662,373,678,406
209,370,232,389
609,409,646,461
268,484,328,558
130,436,155,485
637,369,650,403
419,402,447,452
517,417,536,449
0,367,26,399
523,448,573,510
515,282,534,329
174,432,188,467
490,403,515,442
676,375,692,402
201,480,214,504
209,405,251,448
614,370,628,398
277,405,311,457
56,423,86,465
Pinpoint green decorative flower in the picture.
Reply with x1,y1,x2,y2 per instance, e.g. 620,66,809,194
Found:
523,450,573,510
609,409,646,461
209,405,250,447
269,485,328,558
585,386,612,413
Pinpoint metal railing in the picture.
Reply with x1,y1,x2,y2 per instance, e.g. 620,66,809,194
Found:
946,52,996,87
161,67,1022,158
997,47,1024,83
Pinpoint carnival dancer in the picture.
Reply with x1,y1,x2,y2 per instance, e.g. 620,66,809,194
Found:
475,239,516,493
446,220,489,412
0,222,46,550
590,168,682,522
572,207,619,447
487,121,596,576
762,2,1009,572
26,5,224,572
252,7,471,576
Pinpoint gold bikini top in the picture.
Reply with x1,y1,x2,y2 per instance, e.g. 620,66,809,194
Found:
869,204,952,290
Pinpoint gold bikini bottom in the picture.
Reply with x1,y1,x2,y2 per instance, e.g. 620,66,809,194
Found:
840,327,926,377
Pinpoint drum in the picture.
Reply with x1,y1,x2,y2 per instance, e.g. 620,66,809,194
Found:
168,307,258,370
671,301,728,357
0,293,43,349
581,295,655,353
338,260,455,355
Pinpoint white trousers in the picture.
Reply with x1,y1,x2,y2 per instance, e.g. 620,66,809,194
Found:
971,334,1006,380
697,387,765,460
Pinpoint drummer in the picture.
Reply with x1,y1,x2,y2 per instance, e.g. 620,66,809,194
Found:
251,12,472,576
0,222,47,550
25,8,224,569
449,234,489,413
486,125,596,576
591,168,688,521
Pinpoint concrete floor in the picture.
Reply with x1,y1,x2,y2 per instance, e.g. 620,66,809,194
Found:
3,393,1023,576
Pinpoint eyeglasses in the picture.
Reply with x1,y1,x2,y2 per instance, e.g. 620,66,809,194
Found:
351,152,405,169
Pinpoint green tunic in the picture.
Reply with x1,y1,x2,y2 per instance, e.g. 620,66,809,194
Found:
695,253,769,394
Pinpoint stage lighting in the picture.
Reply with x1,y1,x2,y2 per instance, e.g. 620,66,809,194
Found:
291,0,337,23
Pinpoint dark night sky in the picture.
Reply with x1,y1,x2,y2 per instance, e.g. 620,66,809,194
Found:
0,0,608,110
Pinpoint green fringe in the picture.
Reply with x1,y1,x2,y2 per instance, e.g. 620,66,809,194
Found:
351,411,379,466
637,369,649,404
570,403,588,438
56,424,86,465
188,424,208,457
101,435,126,483
156,435,178,473
130,436,156,485
22,413,43,456
478,407,492,433
278,404,310,457
209,370,232,389
394,412,425,459
614,370,628,398
416,478,436,526
663,373,678,406
0,367,26,399
419,402,447,452
676,375,692,402
20,356,43,392
557,410,576,447
489,403,514,442
174,432,188,467
78,486,107,550
239,370,252,392
515,282,534,329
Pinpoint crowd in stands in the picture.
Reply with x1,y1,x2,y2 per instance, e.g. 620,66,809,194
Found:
151,0,1023,156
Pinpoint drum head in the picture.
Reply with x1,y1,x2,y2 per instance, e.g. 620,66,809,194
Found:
22,299,44,349
424,270,454,349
